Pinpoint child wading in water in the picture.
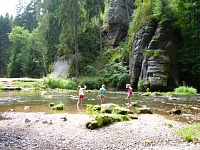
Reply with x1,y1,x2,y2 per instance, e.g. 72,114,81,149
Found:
77,85,86,111
126,84,132,107
98,84,106,104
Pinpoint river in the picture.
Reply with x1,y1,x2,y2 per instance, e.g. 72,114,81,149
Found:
0,89,199,123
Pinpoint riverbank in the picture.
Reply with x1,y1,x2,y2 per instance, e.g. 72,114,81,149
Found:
0,112,199,150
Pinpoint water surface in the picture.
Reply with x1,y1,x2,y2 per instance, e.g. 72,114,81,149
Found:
0,90,199,123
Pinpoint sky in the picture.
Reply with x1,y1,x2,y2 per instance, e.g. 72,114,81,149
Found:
0,0,30,17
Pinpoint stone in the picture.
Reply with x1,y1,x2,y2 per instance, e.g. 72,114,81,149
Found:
52,103,64,110
49,103,55,107
108,0,134,47
114,107,133,115
169,108,182,115
50,56,70,79
101,103,118,113
130,21,182,91
137,107,153,114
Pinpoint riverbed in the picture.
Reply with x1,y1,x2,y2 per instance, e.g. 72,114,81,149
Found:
0,89,200,123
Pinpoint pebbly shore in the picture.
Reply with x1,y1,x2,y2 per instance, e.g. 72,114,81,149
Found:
0,112,199,150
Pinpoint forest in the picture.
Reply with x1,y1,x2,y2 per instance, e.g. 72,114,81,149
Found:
0,0,199,90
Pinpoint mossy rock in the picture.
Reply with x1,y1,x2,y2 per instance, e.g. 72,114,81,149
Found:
101,103,118,114
93,105,101,111
169,108,182,115
128,114,138,119
49,103,55,107
137,107,153,114
141,93,150,96
114,107,134,115
86,120,100,130
52,103,64,110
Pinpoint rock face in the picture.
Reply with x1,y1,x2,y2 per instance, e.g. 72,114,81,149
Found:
50,56,70,79
108,0,134,47
130,21,182,91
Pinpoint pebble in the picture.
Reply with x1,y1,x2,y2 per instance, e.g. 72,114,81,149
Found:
0,113,199,150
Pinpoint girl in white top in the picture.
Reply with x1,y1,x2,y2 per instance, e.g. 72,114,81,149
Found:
77,85,86,111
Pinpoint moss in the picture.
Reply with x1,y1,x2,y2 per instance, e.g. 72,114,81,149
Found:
85,104,137,130
152,35,158,40
52,102,64,110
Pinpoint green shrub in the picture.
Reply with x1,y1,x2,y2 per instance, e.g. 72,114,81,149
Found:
43,75,76,89
81,65,97,76
153,0,175,24
103,63,129,89
174,86,197,95
77,77,105,90
0,83,2,89
175,124,200,142
86,104,99,116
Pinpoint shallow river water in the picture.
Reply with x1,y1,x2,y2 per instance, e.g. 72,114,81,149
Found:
0,89,199,123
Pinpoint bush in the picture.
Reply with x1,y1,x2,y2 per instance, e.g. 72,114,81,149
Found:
81,65,97,76
77,77,105,90
103,63,130,89
43,75,76,89
174,86,197,95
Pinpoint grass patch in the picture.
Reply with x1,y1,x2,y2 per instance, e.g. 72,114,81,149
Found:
0,83,2,89
175,123,200,142
164,122,173,127
174,86,197,95
14,81,43,90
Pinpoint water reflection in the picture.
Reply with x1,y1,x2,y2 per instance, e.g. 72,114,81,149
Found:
0,90,199,123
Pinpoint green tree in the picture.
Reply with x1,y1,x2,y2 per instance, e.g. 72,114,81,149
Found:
57,0,83,78
172,0,200,74
84,0,105,68
14,0,39,31
0,14,12,76
8,26,30,77
43,0,61,71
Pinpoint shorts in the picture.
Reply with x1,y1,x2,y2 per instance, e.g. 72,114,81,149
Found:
128,92,132,96
79,95,84,98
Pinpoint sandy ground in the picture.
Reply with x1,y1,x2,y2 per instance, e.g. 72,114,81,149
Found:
0,112,199,150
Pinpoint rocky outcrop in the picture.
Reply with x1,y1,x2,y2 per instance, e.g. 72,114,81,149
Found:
50,56,70,79
108,0,134,47
130,21,182,91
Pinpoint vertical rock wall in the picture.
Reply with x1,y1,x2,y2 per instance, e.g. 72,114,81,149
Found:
130,21,182,91
108,0,134,47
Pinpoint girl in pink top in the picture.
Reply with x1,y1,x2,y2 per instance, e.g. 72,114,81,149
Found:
126,84,132,106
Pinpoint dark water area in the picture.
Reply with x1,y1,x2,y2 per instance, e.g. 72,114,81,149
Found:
0,90,199,123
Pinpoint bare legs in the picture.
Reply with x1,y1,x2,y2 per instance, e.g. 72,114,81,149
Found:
127,95,131,107
100,96,106,104
77,98,83,111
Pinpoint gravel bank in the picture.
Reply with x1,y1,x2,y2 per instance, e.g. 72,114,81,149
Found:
0,112,199,150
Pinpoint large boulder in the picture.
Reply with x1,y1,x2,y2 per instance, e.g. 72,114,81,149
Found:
130,21,182,91
108,0,134,47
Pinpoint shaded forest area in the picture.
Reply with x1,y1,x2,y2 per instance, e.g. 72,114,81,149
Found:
0,0,200,90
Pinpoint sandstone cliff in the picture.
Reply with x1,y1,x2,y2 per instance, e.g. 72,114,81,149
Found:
130,21,182,91
108,0,134,47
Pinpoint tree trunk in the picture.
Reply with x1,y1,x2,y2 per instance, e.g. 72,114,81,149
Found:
75,16,79,78
98,0,103,68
